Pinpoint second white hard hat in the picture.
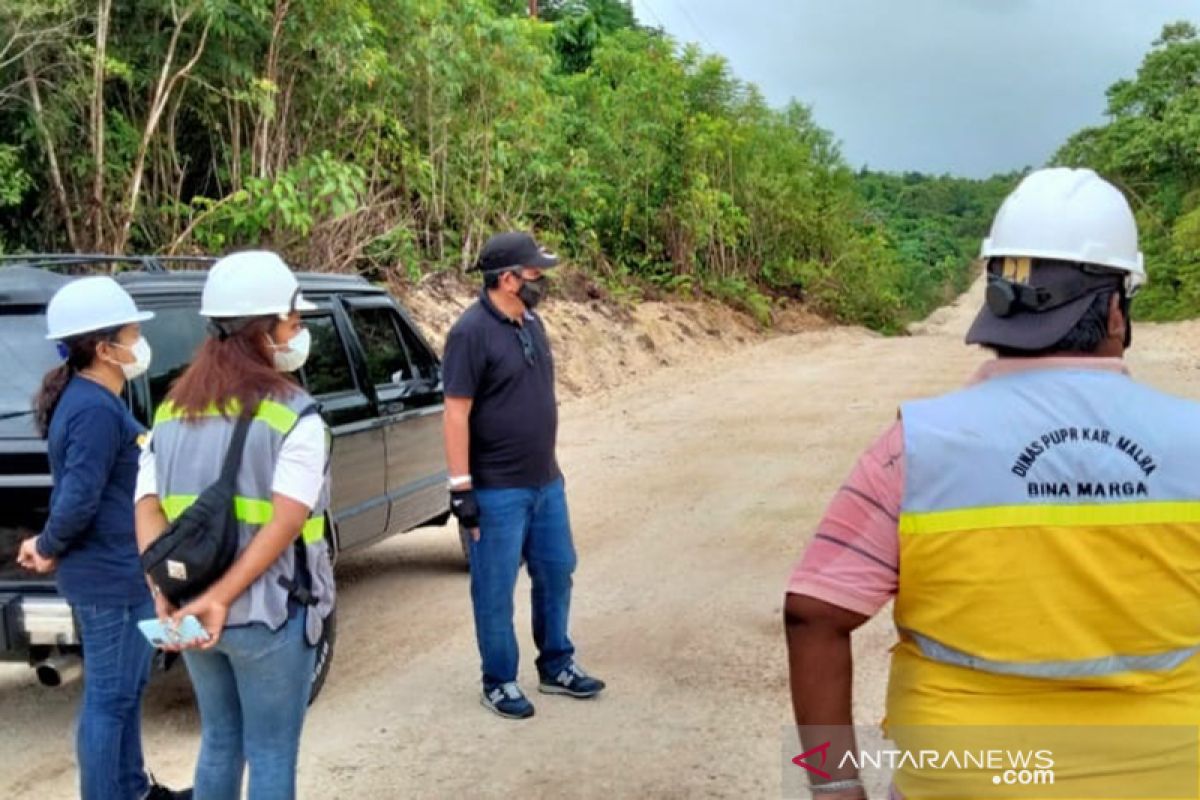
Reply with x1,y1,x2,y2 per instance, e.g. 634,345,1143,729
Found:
981,167,1145,284
200,251,316,318
45,276,155,341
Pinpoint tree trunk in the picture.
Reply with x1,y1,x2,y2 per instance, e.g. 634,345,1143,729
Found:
229,99,242,192
24,55,78,251
88,0,112,250
253,0,290,180
113,9,210,254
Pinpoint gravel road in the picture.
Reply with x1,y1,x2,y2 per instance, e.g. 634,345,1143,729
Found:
2,281,1198,799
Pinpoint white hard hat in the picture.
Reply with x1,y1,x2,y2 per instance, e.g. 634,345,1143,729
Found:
981,168,1145,286
45,276,154,341
200,250,316,318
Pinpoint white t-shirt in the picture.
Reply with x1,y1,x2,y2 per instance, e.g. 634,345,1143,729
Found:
135,415,327,508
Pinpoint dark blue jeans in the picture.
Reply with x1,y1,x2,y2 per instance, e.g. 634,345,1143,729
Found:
181,613,315,800
74,597,156,800
470,477,577,690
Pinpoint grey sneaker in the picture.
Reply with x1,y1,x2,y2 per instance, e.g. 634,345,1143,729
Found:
480,681,535,719
538,662,606,699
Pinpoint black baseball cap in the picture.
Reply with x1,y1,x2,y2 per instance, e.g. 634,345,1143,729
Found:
965,258,1125,351
470,232,560,273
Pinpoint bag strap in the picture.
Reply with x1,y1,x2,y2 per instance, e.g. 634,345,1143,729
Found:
280,536,318,607
217,414,254,490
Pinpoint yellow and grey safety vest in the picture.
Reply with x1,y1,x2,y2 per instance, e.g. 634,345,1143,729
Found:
888,366,1200,796
151,391,334,645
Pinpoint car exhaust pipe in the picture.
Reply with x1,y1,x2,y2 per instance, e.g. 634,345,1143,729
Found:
35,654,82,687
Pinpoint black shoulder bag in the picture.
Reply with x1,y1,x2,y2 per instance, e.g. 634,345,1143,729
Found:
141,415,252,606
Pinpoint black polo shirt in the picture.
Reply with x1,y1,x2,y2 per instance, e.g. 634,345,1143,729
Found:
442,289,561,489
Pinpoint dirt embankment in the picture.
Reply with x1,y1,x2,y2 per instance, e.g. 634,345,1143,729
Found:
394,270,827,397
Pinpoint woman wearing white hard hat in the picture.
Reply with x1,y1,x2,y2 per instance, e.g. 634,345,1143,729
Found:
135,251,333,800
20,277,189,800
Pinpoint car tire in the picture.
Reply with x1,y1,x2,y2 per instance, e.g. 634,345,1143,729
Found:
308,606,336,705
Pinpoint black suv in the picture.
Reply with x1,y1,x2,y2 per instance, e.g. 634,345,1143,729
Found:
0,256,451,700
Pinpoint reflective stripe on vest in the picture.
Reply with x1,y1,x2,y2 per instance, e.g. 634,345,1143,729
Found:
161,494,326,544
899,500,1200,536
902,628,1200,679
154,398,300,436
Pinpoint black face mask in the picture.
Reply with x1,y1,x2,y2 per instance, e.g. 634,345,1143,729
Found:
517,276,548,309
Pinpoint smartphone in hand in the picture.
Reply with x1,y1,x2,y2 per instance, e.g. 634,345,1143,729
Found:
138,615,210,648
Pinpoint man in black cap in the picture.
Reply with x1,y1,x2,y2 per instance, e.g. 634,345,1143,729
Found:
782,169,1200,799
442,231,606,720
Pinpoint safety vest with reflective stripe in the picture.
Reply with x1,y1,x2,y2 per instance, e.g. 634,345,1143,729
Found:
888,367,1200,796
151,392,334,645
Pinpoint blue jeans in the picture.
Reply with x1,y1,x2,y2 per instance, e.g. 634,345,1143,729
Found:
74,597,156,800
182,613,315,800
470,477,577,690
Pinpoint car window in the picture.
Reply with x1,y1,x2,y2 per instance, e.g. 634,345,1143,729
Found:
301,314,356,396
0,313,58,417
349,307,411,386
141,306,207,410
395,314,438,381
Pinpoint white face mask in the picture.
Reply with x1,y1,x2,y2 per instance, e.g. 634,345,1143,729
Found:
109,337,152,380
270,327,311,373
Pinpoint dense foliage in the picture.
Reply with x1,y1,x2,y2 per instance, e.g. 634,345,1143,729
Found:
857,171,1017,320
0,0,1007,330
1055,22,1200,320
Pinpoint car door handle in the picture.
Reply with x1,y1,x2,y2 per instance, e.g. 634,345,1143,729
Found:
381,401,406,415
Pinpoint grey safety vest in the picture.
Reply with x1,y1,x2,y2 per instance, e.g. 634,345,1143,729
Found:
151,391,335,645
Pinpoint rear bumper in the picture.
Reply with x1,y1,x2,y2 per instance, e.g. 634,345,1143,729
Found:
0,593,78,657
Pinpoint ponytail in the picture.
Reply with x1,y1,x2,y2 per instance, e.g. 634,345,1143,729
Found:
33,364,72,438
32,328,120,438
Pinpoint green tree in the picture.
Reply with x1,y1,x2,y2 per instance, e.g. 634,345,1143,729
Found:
1055,21,1200,319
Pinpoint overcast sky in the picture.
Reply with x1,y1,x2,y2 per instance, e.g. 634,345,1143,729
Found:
627,0,1196,177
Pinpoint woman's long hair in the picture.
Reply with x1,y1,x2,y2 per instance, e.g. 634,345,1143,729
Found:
167,316,297,418
33,328,120,438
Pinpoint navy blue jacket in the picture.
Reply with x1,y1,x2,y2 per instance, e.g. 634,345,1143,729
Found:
36,376,150,606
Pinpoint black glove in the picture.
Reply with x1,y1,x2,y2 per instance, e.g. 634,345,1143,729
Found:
450,489,480,529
